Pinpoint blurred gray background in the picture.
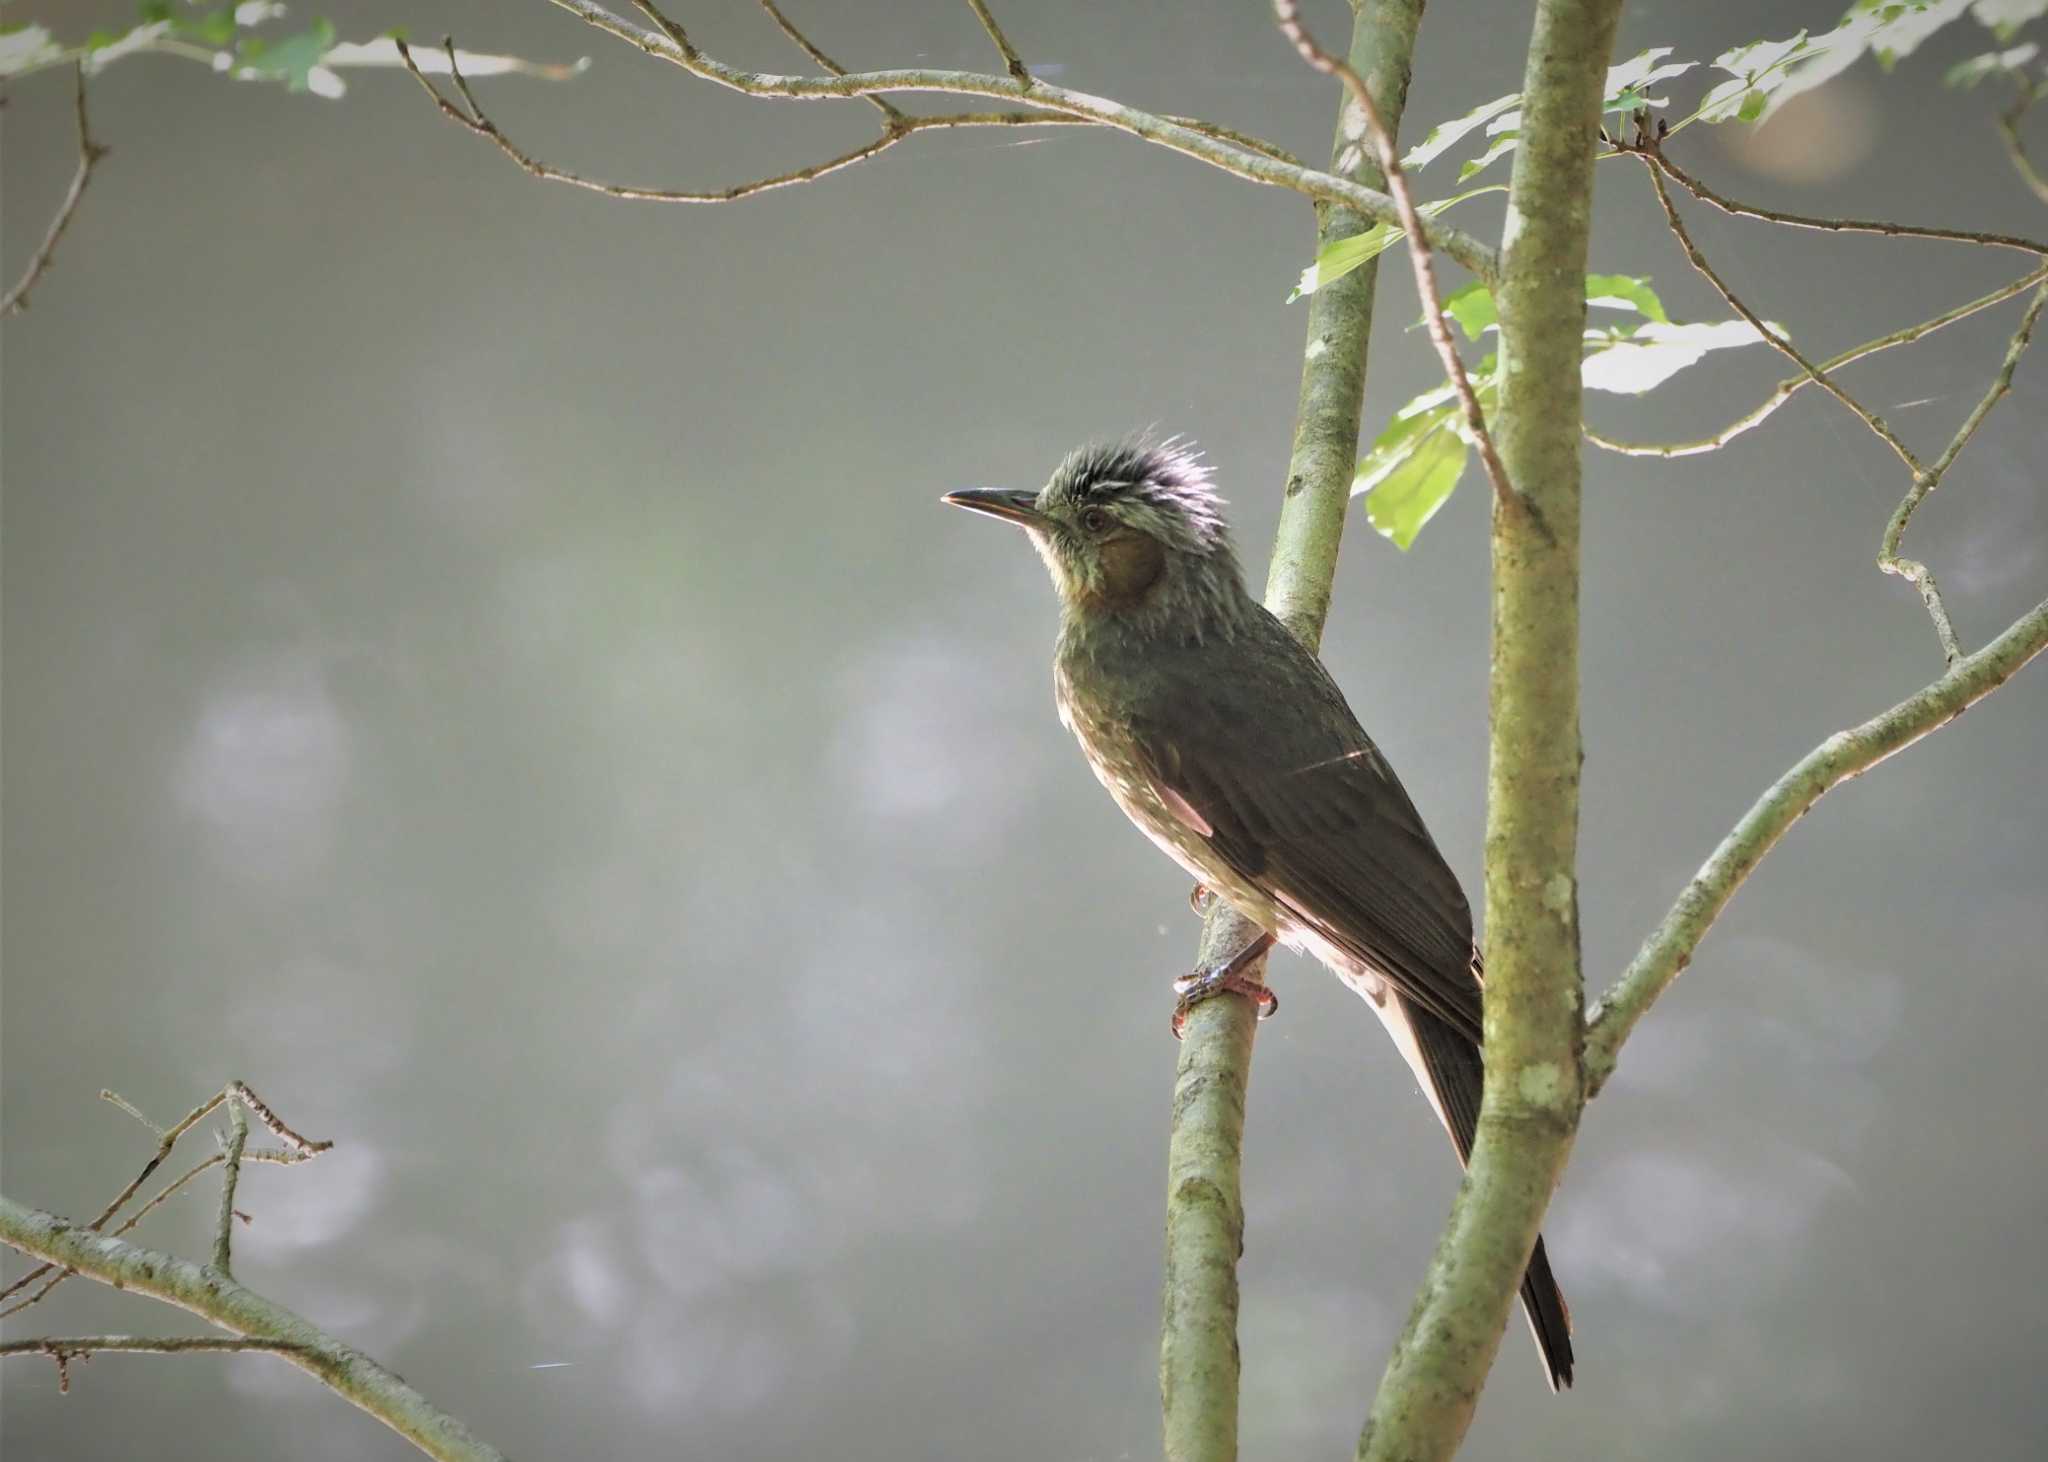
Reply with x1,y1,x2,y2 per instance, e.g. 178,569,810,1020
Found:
4,2,2045,1458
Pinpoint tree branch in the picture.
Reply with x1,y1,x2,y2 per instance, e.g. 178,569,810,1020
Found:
2,65,109,318
531,0,1498,278
964,0,1030,85
1271,0,1518,518
399,36,1095,202
0,1196,503,1462
211,1095,249,1275
754,0,905,120
1357,3,1621,1455
1159,7,1425,1460
1584,591,2048,1095
1877,279,2047,665
1997,82,2048,206
1623,132,1921,476
0,1083,327,1317
1647,144,2048,259
3,1335,316,1394
1586,265,2048,458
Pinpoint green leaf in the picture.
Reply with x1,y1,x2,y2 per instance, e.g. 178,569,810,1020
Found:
171,8,240,48
1972,0,2048,42
1402,92,1521,170
136,1,174,23
1584,274,1669,323
1946,42,2040,84
235,17,337,92
1696,1,1980,127
1455,132,1520,183
1289,185,1506,301
1439,280,1496,340
1420,275,1665,342
1580,318,1785,394
1361,417,1469,551
0,24,65,79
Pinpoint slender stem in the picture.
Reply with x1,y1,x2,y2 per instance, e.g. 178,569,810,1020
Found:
1650,146,2048,259
543,0,1499,279
400,37,1096,203
754,0,904,119
1632,147,1921,475
964,0,1031,84
1997,84,2048,206
2,65,109,318
0,1197,504,1462
1585,593,2048,1094
1271,1,1515,517
1586,266,2048,458
211,1096,249,1274
1358,3,1621,1456
1877,281,2048,664
1160,8,1425,1460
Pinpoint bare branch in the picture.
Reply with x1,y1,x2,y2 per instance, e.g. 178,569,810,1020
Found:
1648,143,2048,259
0,1082,327,1315
1998,81,2048,209
965,0,1031,85
211,1095,249,1274
1878,280,2048,665
755,0,904,120
1624,133,1922,475
1271,0,1519,518
5,1335,317,1392
2,66,109,318
534,0,1499,278
0,1196,504,1462
1585,592,2048,1095
1587,266,2048,458
397,36,1089,204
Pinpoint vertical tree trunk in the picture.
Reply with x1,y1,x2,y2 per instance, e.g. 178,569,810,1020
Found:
1160,5,1425,1459
1356,1,1623,1457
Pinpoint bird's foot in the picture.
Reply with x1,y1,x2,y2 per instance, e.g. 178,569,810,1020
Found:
1170,931,1278,1038
1188,882,1214,916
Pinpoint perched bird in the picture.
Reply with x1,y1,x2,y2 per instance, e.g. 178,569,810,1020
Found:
943,439,1574,1390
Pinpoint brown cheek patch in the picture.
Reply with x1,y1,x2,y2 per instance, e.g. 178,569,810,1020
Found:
1098,532,1165,603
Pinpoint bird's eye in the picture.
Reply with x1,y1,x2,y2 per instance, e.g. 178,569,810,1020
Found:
1080,507,1113,534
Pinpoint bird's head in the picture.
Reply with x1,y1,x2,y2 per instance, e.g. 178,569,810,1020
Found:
943,439,1245,626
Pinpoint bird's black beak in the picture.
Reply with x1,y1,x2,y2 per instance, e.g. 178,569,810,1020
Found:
942,487,1043,528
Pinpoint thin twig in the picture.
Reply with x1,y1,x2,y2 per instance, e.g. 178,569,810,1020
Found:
1998,82,2048,207
397,36,1089,203
5,1334,317,1392
1585,592,2048,1094
2,65,109,318
1623,132,1922,475
1878,280,2048,664
0,1198,505,1462
1586,266,2048,457
1649,144,2048,259
563,0,1500,278
1270,0,1517,516
0,1082,327,1313
211,1096,249,1274
755,0,903,120
0,1146,307,1321
965,0,1031,85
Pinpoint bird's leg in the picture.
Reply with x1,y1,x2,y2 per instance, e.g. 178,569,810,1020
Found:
1171,929,1278,1038
1187,882,1213,915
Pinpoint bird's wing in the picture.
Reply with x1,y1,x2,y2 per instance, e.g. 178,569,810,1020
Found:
1126,610,1484,1042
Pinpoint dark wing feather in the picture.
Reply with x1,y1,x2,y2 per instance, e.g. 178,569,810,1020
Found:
1405,993,1575,1390
1127,607,1483,1042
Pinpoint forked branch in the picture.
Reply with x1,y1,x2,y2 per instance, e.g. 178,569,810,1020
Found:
2,66,109,318
1271,0,1518,517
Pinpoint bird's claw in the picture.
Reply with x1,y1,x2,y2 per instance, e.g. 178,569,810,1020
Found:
1188,882,1214,916
1169,930,1279,1039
